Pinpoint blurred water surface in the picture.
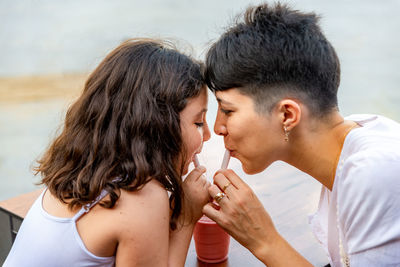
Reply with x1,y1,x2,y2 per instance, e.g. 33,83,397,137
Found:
1,0,400,265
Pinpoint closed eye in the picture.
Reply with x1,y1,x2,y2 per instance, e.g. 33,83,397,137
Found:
220,108,232,115
195,122,204,127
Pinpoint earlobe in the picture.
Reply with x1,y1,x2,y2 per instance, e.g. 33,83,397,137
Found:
278,99,301,131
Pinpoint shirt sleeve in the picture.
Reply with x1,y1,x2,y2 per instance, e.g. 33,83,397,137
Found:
337,149,400,266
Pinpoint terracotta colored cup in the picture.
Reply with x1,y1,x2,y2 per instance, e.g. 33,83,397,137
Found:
193,215,230,263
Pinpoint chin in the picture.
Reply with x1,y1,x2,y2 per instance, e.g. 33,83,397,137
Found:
181,161,191,176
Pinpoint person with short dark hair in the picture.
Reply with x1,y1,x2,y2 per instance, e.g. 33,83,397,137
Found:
4,38,212,267
203,3,400,266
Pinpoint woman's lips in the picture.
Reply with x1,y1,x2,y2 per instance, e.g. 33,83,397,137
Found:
226,149,236,157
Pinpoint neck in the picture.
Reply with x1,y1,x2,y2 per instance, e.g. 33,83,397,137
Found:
284,112,357,190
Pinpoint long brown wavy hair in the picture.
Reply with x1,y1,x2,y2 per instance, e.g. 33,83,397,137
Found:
35,38,205,229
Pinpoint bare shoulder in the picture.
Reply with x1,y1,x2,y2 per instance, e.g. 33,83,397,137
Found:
75,179,171,262
114,179,170,227
112,179,171,265
115,180,169,213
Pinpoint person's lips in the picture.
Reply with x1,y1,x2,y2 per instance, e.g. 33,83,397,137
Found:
225,147,236,157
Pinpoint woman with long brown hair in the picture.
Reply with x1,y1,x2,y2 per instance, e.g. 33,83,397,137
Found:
4,38,211,266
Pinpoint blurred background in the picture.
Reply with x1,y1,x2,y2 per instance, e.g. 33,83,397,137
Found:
1,0,399,265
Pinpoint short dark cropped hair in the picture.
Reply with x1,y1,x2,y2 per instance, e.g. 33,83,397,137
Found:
205,3,340,116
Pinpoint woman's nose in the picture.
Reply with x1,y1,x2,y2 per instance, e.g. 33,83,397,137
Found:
214,113,227,136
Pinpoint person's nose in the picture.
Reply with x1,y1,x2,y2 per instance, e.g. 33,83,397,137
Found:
203,120,211,142
214,112,227,136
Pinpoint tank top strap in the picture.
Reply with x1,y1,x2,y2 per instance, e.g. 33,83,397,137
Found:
72,177,122,221
72,188,110,221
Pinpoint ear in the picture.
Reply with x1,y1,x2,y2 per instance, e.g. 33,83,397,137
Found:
276,99,301,131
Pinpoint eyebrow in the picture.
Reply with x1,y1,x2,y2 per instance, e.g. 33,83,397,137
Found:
216,97,233,105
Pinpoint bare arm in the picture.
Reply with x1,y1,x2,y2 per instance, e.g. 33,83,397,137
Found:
203,169,312,267
168,223,195,267
168,166,210,267
114,180,170,267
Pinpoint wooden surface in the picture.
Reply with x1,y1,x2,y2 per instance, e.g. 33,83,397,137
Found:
0,189,43,218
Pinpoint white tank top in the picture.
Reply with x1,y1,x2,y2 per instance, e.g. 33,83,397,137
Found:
3,189,115,267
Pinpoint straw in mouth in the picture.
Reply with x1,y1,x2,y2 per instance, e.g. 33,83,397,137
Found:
193,150,230,170
193,154,200,168
220,149,230,170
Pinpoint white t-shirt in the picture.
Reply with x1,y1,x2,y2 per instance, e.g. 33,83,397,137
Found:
309,114,400,267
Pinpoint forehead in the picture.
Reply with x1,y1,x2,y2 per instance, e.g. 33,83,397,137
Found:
180,88,208,116
215,88,254,107
215,88,276,122
188,87,208,107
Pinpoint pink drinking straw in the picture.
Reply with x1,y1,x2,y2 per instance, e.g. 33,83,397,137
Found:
193,154,200,168
193,150,231,170
220,149,230,170
193,150,230,170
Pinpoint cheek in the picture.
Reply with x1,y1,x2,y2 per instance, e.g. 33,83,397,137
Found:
183,127,203,155
191,128,203,151
227,116,265,155
227,117,248,142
